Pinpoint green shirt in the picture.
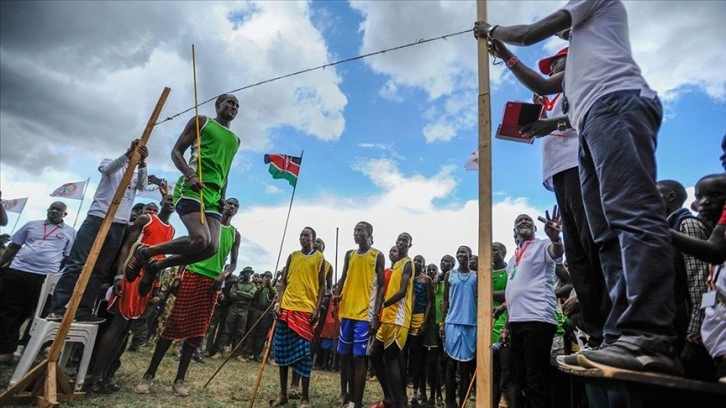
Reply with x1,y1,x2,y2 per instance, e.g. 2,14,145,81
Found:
189,118,240,188
492,268,508,343
434,277,445,324
187,224,236,279
229,280,256,303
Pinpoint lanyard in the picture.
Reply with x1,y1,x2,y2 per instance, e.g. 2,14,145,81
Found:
510,240,534,279
514,240,534,266
43,224,60,240
542,93,561,111
708,264,723,290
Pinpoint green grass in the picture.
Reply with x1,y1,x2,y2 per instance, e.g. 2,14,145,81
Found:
1,346,478,407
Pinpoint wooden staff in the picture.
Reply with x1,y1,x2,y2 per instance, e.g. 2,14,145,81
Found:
461,371,477,408
248,317,278,408
0,87,171,407
204,300,276,388
475,0,493,406
192,44,205,224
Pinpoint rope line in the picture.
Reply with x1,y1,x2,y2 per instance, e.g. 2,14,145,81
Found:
155,28,472,125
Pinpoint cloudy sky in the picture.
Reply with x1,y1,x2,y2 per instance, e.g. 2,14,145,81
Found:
1,1,724,277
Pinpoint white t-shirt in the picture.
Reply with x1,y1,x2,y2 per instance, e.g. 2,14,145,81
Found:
561,0,655,133
87,155,147,224
541,95,579,191
505,238,559,325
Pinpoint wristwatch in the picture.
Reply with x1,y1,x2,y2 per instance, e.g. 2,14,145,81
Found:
556,119,568,132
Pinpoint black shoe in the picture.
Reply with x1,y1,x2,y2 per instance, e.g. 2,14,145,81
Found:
579,341,683,376
127,345,139,352
193,355,205,364
74,314,106,324
106,377,120,392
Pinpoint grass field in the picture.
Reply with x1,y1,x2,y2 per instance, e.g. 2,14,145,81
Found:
1,345,478,407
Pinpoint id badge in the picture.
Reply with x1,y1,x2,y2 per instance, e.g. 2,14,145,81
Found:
701,291,717,309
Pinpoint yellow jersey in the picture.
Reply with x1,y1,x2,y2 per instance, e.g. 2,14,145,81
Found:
280,249,324,313
339,248,381,321
381,256,413,327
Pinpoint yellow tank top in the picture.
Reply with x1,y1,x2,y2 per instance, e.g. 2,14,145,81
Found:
324,259,332,280
339,248,380,321
280,249,324,313
381,256,413,327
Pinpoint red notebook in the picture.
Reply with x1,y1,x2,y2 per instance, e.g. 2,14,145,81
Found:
495,101,543,144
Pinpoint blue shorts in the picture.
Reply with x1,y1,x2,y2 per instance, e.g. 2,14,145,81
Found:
175,198,222,221
337,318,371,357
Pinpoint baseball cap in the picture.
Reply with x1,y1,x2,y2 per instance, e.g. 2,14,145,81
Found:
538,47,568,76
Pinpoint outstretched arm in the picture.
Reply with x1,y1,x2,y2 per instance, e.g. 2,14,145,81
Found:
671,224,726,265
474,10,571,47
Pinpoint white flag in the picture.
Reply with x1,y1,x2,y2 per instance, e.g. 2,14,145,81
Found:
50,180,87,200
136,182,175,200
1,197,28,214
464,150,479,171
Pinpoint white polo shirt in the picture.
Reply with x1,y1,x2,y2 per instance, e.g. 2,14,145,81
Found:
561,0,655,133
505,238,559,325
541,95,579,191
9,220,76,275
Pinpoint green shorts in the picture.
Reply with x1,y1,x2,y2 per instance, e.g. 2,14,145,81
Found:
173,177,223,217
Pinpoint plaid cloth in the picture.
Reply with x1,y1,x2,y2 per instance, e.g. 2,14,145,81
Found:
274,309,313,377
161,269,218,348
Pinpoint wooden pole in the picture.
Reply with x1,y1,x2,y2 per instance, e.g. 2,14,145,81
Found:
248,318,278,408
475,0,493,407
0,87,171,407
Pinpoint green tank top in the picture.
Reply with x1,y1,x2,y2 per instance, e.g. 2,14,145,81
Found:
189,118,240,188
492,268,508,343
187,224,236,279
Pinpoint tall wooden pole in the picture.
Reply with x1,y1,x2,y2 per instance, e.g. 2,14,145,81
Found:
0,87,171,407
475,0,493,407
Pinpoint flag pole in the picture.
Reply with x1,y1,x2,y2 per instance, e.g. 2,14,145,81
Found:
334,226,339,283
72,177,91,229
248,150,304,408
9,210,23,235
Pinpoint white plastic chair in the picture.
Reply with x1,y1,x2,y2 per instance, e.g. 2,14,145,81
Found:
9,273,99,391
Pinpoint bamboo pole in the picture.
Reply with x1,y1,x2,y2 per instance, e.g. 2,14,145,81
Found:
0,87,171,407
248,318,278,407
475,0,493,407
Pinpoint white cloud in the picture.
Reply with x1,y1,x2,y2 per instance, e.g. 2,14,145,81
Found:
0,1,347,174
379,80,404,102
265,184,282,195
423,122,456,143
350,0,726,144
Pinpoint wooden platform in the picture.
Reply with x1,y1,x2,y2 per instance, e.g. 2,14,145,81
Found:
558,361,726,407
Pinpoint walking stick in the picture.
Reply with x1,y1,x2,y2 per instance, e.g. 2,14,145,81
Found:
248,317,278,408
204,300,276,388
191,44,205,224
461,371,477,408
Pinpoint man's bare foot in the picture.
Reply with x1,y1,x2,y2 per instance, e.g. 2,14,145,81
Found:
269,395,288,407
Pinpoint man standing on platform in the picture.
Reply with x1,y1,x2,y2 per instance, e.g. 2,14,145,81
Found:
475,0,681,374
49,141,148,322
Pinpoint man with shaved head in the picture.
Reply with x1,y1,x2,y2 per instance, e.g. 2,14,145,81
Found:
0,201,76,364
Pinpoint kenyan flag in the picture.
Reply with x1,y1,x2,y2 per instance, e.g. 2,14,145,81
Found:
264,154,302,187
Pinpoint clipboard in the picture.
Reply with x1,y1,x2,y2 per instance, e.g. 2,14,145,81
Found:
495,101,543,144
